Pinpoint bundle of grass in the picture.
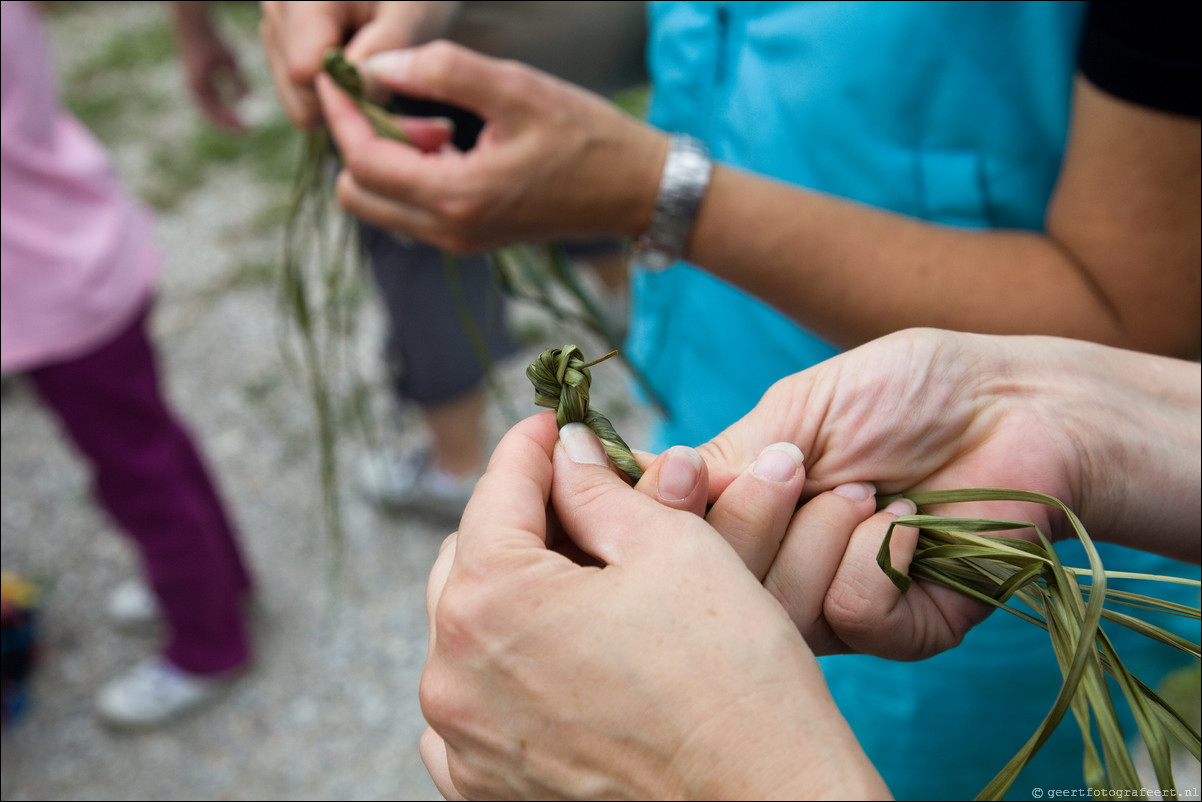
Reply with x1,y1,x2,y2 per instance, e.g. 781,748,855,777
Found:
879,489,1200,799
278,122,367,571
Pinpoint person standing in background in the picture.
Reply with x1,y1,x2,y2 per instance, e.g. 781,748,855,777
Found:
1,0,255,728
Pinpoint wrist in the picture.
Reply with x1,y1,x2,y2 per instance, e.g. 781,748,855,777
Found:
634,133,713,270
1076,347,1201,555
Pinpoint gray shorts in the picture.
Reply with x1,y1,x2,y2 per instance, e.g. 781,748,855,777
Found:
362,225,517,406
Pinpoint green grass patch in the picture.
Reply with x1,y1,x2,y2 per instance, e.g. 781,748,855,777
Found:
141,117,302,211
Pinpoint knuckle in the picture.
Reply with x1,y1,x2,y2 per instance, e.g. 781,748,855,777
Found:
822,582,876,641
339,147,374,180
491,58,539,99
417,671,458,729
415,40,461,87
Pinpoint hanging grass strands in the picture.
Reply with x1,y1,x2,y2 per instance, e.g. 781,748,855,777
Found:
878,488,1200,800
286,51,653,559
526,345,643,483
278,122,367,574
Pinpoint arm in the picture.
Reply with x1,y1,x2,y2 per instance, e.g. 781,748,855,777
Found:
419,414,890,800
326,44,1200,358
168,1,248,131
689,78,1200,357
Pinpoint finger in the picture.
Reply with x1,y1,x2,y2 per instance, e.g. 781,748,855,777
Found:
454,413,560,562
759,483,878,654
343,15,419,63
392,116,455,152
552,424,706,567
261,26,320,128
704,443,805,579
360,42,528,124
259,6,345,129
320,75,460,230
418,727,466,801
695,376,815,502
632,445,708,518
334,169,460,250
425,532,458,655
822,498,923,656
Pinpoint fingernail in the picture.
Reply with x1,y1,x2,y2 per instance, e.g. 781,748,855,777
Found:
559,423,608,466
833,482,876,501
658,446,702,502
884,498,918,516
362,50,414,82
751,442,803,483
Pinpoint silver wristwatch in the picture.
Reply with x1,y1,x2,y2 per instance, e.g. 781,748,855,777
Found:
634,134,713,271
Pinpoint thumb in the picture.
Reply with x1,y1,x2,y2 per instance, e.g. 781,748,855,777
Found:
344,1,460,62
552,424,702,567
360,41,525,124
343,19,414,64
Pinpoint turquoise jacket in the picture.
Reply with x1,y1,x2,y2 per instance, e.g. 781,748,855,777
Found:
630,3,1199,799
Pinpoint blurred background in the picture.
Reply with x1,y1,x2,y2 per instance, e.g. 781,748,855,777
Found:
0,2,648,799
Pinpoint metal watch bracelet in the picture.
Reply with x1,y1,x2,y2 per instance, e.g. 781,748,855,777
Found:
635,134,713,271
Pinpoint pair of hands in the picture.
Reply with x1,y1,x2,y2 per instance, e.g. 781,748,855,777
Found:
419,413,891,801
260,1,666,253
420,327,1200,799
418,328,1136,800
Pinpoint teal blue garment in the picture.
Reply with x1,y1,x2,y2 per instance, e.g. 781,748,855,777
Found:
630,3,1201,799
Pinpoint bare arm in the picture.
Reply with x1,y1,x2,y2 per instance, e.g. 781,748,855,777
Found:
326,45,1200,359
168,1,248,131
687,79,1200,357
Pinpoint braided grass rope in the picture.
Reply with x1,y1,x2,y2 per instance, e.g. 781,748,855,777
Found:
526,345,643,483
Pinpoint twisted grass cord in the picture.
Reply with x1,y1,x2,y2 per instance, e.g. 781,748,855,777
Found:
526,345,643,482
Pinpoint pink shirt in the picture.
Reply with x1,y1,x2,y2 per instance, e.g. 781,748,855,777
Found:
1,0,159,374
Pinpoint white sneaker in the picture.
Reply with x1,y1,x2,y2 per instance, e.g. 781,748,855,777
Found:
358,448,477,522
95,657,234,729
106,579,159,630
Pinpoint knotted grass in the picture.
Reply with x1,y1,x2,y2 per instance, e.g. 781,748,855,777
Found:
879,489,1200,799
526,344,643,482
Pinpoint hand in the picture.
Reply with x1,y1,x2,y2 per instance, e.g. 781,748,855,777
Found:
320,41,668,252
170,1,249,131
418,414,888,800
259,1,462,130
697,328,1201,659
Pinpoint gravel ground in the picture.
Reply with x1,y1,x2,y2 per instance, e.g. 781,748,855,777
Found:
1,4,649,799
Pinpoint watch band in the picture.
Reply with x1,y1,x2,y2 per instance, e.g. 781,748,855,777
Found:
634,134,713,271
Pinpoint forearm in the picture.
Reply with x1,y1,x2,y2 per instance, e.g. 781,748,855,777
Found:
683,165,1197,356
169,1,219,48
669,77,1202,358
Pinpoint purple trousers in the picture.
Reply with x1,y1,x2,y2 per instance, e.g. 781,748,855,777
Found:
27,303,252,675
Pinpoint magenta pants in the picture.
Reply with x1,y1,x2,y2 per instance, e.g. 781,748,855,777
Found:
27,303,252,675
